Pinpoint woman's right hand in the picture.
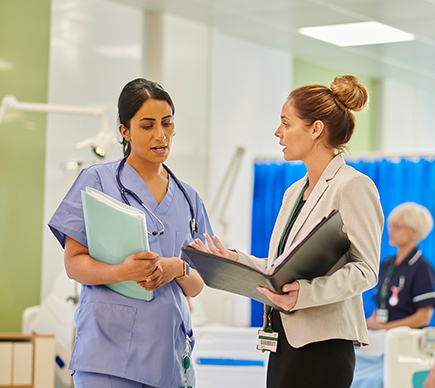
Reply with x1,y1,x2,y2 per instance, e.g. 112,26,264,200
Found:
190,234,238,262
64,235,160,285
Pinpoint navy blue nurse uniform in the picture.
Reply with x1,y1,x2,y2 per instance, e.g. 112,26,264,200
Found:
374,248,435,324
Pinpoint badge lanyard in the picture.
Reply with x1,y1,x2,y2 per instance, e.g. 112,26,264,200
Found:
376,258,400,323
379,258,398,309
258,181,309,353
377,250,419,322
379,250,420,308
277,180,309,257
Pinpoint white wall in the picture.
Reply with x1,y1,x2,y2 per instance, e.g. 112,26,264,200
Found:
380,78,435,155
199,32,291,326
144,12,212,201
42,0,143,298
209,32,291,252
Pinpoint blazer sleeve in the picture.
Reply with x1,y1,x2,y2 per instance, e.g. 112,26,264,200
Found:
236,251,268,272
293,173,384,310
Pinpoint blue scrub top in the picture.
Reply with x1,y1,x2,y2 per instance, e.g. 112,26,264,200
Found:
48,158,213,387
374,248,435,324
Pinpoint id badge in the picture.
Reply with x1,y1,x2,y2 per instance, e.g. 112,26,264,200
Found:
257,329,278,352
376,308,389,323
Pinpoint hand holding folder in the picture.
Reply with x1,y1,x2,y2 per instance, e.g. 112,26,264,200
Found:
81,187,154,301
182,210,350,312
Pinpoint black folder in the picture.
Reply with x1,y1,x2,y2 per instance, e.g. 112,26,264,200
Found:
182,210,350,312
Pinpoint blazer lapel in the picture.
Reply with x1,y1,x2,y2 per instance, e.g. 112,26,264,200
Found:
267,177,307,265
276,154,346,257
286,177,328,246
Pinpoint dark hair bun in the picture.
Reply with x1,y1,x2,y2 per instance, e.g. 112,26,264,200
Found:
330,75,369,112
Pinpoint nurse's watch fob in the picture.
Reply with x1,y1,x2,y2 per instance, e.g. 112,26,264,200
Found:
181,336,192,388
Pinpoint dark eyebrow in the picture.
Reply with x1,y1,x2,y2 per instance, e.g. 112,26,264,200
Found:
139,115,173,122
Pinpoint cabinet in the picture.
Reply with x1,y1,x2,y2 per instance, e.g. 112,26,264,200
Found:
0,334,55,388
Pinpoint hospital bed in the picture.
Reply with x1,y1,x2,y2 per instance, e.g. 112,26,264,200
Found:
384,326,435,387
193,326,268,388
354,327,435,388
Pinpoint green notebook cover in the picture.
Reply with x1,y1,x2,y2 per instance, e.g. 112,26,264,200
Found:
81,186,153,301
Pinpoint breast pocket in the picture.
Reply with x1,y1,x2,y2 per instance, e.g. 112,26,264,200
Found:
71,302,137,375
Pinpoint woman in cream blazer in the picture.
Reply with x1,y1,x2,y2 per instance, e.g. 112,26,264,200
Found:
192,75,384,388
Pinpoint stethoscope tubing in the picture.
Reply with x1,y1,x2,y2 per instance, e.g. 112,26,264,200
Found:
116,156,198,237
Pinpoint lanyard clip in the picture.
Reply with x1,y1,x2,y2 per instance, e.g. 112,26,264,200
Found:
264,309,274,333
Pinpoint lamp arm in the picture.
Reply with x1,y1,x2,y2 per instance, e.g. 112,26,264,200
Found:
0,95,108,122
0,95,115,157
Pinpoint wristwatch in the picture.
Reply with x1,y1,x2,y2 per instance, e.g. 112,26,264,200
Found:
176,260,190,280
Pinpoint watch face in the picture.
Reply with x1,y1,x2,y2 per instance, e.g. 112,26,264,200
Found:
185,262,190,276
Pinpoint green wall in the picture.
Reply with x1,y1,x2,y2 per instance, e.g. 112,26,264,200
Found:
294,57,380,153
0,0,51,331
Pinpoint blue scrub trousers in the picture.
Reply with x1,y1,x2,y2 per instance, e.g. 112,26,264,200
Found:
73,371,157,388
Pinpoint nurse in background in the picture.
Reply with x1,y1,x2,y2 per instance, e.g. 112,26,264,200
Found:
367,202,435,330
48,78,213,388
351,203,435,388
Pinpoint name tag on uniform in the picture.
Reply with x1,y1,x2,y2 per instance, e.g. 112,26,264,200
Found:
257,330,278,352
376,308,389,323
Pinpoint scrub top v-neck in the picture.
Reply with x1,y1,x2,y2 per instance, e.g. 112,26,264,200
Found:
121,160,175,219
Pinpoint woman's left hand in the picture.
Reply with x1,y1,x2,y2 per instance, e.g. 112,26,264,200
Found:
136,257,179,291
257,281,300,311
190,234,238,261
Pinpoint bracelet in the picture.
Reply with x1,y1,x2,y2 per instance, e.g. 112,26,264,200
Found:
176,260,190,280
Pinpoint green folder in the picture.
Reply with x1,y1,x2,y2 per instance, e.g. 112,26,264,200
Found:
81,186,153,301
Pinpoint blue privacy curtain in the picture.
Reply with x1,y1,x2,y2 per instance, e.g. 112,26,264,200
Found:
250,157,435,327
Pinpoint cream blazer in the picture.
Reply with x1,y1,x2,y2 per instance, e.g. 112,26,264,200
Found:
237,153,384,348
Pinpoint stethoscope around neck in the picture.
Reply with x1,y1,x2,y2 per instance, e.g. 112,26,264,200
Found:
116,156,198,237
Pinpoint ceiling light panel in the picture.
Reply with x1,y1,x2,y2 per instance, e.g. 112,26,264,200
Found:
299,21,415,46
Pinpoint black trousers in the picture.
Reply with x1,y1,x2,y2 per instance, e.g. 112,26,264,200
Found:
267,309,355,388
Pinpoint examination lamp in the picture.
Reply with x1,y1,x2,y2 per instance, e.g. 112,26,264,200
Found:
0,94,116,157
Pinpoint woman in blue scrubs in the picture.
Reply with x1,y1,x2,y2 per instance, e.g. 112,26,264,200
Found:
49,78,213,388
